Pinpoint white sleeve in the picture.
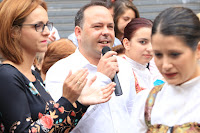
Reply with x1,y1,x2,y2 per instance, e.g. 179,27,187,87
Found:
92,72,112,87
130,89,150,133
45,61,69,102
116,56,137,115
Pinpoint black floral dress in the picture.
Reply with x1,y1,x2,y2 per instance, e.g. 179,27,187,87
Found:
0,64,88,133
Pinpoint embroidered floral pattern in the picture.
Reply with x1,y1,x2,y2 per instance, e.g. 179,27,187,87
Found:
147,124,169,133
40,115,54,129
133,71,146,93
147,122,200,133
10,121,21,133
122,56,147,93
29,82,40,96
0,122,4,132
31,127,38,133
25,100,86,133
144,84,163,126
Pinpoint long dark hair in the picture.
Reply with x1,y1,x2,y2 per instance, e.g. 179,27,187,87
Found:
114,0,140,37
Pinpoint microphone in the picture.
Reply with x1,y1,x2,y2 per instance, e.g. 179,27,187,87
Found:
102,46,123,96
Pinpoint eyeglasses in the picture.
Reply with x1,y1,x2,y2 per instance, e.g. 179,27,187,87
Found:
19,21,53,32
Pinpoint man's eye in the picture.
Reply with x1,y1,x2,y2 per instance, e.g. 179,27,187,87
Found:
94,25,101,28
154,53,162,58
108,26,114,29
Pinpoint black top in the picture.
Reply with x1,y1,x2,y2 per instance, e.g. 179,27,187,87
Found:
0,64,88,133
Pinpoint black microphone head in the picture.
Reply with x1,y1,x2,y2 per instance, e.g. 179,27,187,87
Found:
102,46,111,55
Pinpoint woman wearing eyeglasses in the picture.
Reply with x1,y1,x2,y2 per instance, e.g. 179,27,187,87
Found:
0,0,115,132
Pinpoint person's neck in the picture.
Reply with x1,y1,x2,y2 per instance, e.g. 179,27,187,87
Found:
79,48,100,66
87,56,100,66
83,54,100,66
195,65,200,78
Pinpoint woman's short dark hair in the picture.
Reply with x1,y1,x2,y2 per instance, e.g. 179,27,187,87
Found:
152,7,200,51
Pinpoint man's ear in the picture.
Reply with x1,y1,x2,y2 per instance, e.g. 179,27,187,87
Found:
75,26,82,41
11,26,21,39
122,38,130,50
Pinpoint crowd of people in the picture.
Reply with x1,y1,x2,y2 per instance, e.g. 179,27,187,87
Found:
0,0,200,133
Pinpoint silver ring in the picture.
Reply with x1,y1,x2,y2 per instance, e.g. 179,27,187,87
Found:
77,80,82,85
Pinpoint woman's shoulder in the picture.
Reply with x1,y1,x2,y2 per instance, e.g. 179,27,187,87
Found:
0,64,29,92
0,64,27,85
0,64,20,77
